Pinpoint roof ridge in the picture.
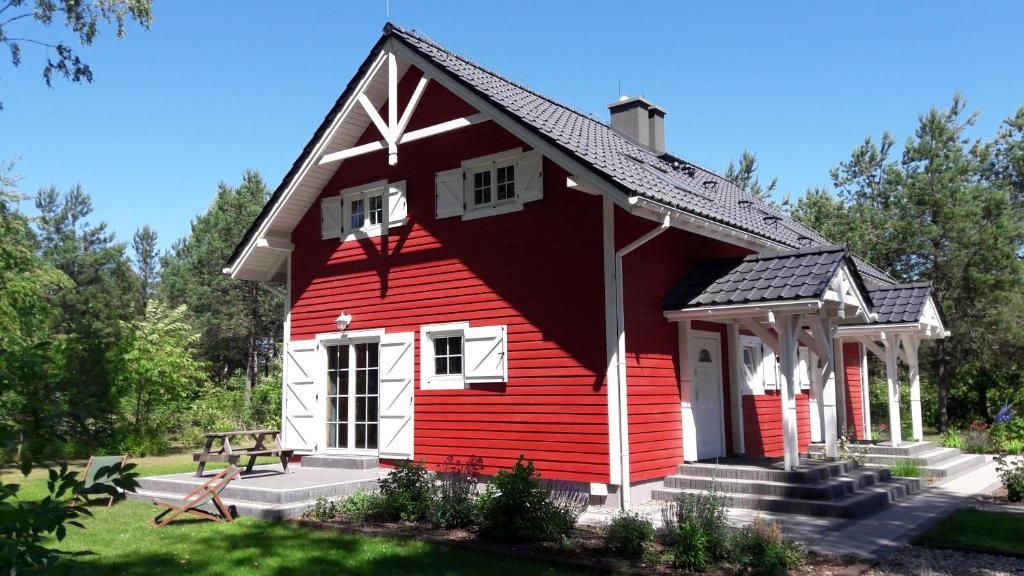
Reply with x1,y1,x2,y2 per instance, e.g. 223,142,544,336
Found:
385,23,612,131
741,243,848,262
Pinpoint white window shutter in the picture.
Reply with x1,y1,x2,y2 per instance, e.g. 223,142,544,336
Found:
515,151,543,203
320,196,342,239
762,344,779,391
435,168,464,219
464,325,507,384
387,180,407,228
378,332,415,459
283,340,319,452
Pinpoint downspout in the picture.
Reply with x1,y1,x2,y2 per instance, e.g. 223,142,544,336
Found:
614,212,671,509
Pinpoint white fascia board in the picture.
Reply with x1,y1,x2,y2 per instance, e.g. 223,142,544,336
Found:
663,299,824,321
227,48,390,280
627,196,790,254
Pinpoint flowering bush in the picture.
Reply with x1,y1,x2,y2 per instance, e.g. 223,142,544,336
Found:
964,420,995,454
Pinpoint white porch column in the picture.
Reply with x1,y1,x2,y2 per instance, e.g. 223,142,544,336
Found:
883,333,902,446
727,324,745,454
679,320,698,462
809,351,824,443
834,337,847,437
820,335,839,459
776,314,801,471
900,334,923,442
861,343,872,441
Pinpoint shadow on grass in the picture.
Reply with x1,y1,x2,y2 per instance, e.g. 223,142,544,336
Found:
46,511,599,576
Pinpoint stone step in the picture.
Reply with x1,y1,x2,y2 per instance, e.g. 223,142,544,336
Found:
867,453,988,479
301,454,380,469
664,469,888,500
677,459,858,484
860,447,963,467
652,478,921,518
136,470,383,505
808,441,937,457
128,488,312,520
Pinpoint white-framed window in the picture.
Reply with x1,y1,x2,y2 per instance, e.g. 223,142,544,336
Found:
321,180,407,241
434,149,544,221
420,322,507,390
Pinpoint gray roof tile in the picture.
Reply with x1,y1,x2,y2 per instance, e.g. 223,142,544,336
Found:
867,283,932,324
663,245,853,310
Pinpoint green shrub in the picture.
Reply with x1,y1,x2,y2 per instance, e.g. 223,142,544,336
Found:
606,510,655,558
731,516,804,576
995,455,1024,502
964,420,996,454
661,480,731,563
379,460,433,521
431,455,482,529
940,429,966,450
992,417,1024,452
302,496,341,521
889,458,922,477
544,480,589,540
670,521,712,571
339,490,386,524
477,455,577,542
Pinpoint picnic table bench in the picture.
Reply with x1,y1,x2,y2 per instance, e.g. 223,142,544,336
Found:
193,429,294,477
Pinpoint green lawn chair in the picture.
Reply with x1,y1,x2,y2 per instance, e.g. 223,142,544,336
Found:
150,465,242,528
75,455,128,508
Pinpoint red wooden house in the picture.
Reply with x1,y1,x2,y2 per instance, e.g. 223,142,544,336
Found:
226,25,948,507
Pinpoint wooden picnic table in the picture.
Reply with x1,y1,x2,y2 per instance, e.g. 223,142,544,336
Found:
193,429,294,477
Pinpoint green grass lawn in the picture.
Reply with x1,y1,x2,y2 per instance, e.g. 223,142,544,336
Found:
914,508,1024,557
5,453,597,575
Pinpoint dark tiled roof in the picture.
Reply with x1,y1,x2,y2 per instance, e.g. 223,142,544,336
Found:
387,25,896,285
663,245,851,310
868,283,932,324
228,23,897,288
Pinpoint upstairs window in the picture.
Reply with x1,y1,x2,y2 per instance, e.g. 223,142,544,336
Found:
434,149,543,221
321,180,407,242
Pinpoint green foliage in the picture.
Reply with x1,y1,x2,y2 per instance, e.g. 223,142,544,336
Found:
339,490,386,524
112,300,206,455
995,455,1024,502
605,510,655,558
0,0,154,108
990,416,1024,452
476,455,577,542
731,516,805,576
301,496,341,522
379,460,433,522
725,150,779,205
662,480,731,564
793,97,1024,432
889,458,922,478
160,171,283,399
431,455,482,529
940,429,966,450
670,521,712,572
963,421,996,454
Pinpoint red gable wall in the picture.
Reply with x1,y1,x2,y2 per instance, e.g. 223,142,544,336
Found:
289,72,610,482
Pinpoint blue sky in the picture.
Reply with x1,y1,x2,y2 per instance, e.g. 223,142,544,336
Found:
3,1,1022,252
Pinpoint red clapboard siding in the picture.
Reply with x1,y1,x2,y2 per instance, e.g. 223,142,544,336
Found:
289,71,609,483
843,342,865,440
616,209,750,482
743,392,811,457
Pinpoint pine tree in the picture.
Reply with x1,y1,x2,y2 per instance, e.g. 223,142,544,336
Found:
725,150,779,204
132,225,160,307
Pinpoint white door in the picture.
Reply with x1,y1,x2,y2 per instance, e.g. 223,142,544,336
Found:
691,334,725,460
325,341,381,452
283,340,320,452
379,332,415,459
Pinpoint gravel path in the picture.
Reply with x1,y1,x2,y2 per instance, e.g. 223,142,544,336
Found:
867,546,1024,575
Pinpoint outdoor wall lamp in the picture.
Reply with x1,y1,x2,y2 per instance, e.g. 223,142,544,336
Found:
336,311,352,331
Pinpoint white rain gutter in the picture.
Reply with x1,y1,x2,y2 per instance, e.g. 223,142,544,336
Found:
614,213,671,509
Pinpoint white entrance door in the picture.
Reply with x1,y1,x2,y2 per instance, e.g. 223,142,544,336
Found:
325,342,381,452
691,333,725,460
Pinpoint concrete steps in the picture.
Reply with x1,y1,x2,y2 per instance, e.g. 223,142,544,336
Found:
300,454,380,469
807,441,988,479
127,488,313,520
652,458,922,518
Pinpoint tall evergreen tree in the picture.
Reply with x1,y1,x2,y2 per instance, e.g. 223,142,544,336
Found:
160,171,282,405
725,150,780,205
132,225,160,306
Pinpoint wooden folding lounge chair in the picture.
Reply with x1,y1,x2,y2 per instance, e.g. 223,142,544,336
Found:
74,454,128,508
150,465,242,528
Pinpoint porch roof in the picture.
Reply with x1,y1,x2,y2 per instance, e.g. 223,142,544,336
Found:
866,282,933,324
663,244,870,312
